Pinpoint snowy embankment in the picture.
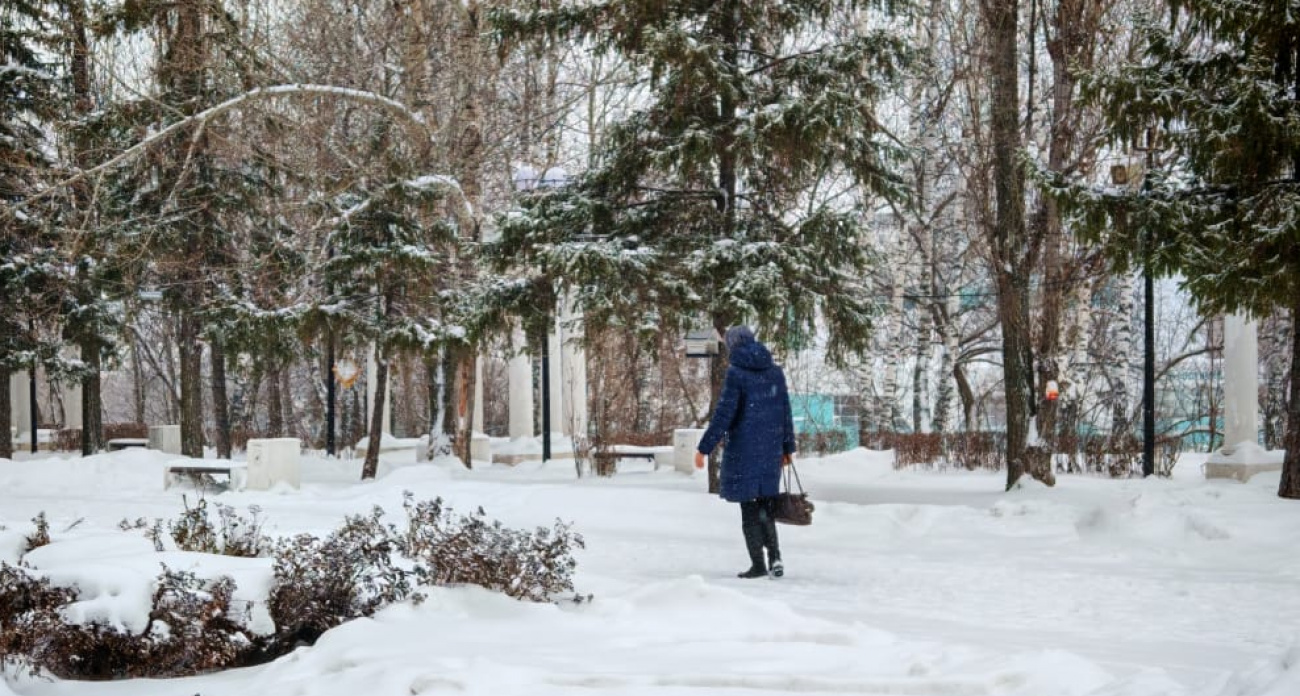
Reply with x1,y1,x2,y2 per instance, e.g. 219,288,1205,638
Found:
3,447,1300,696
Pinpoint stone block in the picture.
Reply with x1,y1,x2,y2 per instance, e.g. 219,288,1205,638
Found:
246,438,301,490
148,425,182,455
673,428,706,474
470,433,492,464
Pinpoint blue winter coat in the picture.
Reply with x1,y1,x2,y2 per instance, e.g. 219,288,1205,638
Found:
696,337,796,502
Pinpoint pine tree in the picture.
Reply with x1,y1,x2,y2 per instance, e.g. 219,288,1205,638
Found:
93,0,269,457
1066,0,1300,497
1,0,60,458
308,160,463,479
490,0,911,488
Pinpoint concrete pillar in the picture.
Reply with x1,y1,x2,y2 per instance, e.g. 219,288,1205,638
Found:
366,344,392,436
149,424,182,455
1221,314,1259,452
9,373,28,436
1206,314,1283,481
473,355,485,433
508,328,534,439
246,437,301,490
63,377,83,430
560,298,588,440
548,319,564,438
673,428,706,474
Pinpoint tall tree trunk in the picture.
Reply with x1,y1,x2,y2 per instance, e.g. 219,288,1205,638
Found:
361,354,389,479
130,332,146,424
933,296,960,434
913,293,932,433
0,366,12,459
80,342,103,455
1278,297,1300,499
884,261,907,432
210,336,231,458
280,367,294,439
178,311,204,457
267,363,284,437
1111,273,1137,437
446,1,486,469
982,0,1049,488
68,0,105,456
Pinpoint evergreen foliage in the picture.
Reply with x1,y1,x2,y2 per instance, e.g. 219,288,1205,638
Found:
487,0,912,362
1,0,63,456
1057,0,1300,496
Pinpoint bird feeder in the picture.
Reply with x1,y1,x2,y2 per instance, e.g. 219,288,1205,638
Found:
685,329,720,359
1045,379,1060,402
333,359,361,389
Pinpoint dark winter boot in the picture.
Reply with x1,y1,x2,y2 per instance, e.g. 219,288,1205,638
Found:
739,500,767,578
760,497,782,577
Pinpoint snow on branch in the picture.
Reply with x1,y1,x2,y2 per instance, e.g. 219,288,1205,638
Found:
7,84,434,216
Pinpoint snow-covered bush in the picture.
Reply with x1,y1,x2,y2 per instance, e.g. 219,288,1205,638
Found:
266,506,412,646
22,514,49,554
400,494,583,604
166,497,270,558
0,563,252,680
0,497,584,679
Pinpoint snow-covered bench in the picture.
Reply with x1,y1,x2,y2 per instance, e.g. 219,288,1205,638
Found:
592,445,674,474
164,460,247,490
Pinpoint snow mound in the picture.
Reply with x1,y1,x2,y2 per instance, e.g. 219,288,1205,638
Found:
21,531,275,635
1217,644,1300,696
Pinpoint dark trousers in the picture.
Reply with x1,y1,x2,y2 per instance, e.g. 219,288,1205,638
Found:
739,497,780,569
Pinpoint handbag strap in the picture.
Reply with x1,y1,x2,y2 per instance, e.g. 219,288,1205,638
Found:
783,459,805,495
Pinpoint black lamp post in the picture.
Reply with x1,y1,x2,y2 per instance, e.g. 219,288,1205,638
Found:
1114,130,1159,477
512,164,570,463
1138,128,1158,477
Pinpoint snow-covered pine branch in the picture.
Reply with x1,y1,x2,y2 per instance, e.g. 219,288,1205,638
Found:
4,84,434,218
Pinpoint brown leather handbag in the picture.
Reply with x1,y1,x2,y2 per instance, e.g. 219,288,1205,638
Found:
775,461,814,525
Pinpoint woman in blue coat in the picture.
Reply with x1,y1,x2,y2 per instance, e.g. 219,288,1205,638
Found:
693,326,796,578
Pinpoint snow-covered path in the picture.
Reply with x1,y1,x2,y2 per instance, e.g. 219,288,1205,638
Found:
3,448,1299,696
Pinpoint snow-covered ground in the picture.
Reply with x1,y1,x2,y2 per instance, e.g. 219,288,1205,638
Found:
2,445,1299,696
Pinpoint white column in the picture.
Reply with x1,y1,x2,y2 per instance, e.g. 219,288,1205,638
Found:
508,328,534,439
1222,314,1259,453
561,297,588,440
548,319,565,438
9,372,27,438
1206,313,1282,480
473,355,485,433
64,376,83,430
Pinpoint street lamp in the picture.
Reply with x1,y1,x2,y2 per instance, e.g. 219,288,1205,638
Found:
512,164,570,462
1110,128,1160,477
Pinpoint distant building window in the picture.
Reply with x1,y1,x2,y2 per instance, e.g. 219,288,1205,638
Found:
833,395,859,427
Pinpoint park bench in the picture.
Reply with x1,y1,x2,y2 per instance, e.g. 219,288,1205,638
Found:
163,460,247,490
591,445,673,475
107,438,148,451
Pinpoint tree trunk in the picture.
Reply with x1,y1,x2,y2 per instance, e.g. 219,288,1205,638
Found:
1277,297,1300,499
454,350,476,467
210,336,231,458
70,0,104,456
280,367,294,439
361,355,389,479
983,0,1050,488
130,331,146,424
80,339,104,455
267,363,284,437
178,311,204,457
0,366,12,459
